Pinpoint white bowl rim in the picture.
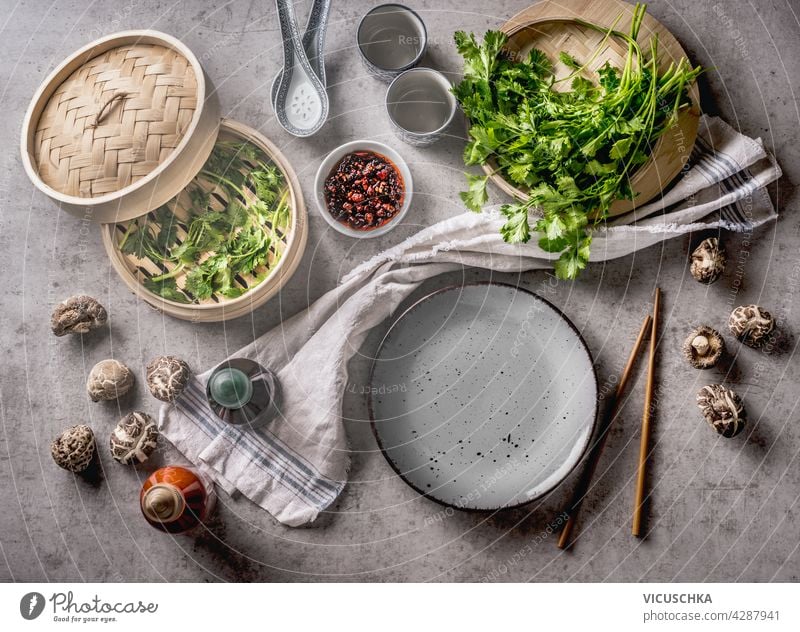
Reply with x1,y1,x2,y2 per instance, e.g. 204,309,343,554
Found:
314,139,413,239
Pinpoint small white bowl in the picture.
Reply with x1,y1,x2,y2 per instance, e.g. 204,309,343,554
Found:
314,140,413,238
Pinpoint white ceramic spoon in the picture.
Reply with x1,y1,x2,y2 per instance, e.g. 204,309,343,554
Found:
273,0,329,137
271,0,329,108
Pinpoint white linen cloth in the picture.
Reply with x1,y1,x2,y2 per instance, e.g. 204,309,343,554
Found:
159,115,781,526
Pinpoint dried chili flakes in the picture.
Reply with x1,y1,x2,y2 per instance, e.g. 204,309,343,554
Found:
323,151,404,231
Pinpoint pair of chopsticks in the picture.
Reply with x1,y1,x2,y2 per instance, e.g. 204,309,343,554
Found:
557,288,660,549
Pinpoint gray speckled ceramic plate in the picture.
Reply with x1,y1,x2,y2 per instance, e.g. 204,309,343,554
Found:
369,282,598,510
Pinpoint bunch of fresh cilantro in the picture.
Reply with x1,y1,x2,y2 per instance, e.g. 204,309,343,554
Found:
453,3,703,279
117,141,291,303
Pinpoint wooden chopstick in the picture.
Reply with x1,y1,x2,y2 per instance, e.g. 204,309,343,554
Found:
632,287,661,537
557,313,652,550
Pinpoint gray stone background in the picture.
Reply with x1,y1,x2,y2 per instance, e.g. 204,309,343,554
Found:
1,0,799,582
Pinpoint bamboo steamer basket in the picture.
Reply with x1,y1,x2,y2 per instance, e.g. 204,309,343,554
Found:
483,0,701,216
101,119,308,322
21,31,307,321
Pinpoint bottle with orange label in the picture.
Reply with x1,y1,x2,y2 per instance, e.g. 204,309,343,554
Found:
140,465,216,534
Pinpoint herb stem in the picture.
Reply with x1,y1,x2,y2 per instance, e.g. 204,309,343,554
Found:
117,222,137,251
150,263,185,282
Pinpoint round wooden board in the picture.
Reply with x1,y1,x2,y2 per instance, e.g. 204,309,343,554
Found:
101,118,308,322
481,0,700,216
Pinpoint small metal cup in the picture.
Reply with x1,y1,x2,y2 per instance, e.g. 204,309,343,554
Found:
357,4,427,82
385,68,456,146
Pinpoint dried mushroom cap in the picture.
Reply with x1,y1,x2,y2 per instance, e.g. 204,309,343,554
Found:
51,295,107,336
86,359,134,402
696,384,746,438
110,411,158,464
51,424,96,472
690,238,726,284
146,356,190,402
729,304,775,347
682,326,724,369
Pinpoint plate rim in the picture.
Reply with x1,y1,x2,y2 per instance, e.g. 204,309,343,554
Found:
368,281,599,512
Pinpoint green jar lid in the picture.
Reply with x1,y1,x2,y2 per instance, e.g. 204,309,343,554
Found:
208,367,253,409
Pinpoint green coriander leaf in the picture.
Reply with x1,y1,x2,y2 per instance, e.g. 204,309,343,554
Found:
213,266,234,296
470,125,502,150
250,166,283,204
506,162,532,185
183,267,213,300
538,235,568,253
454,30,506,81
454,31,481,68
609,136,633,160
459,174,489,212
558,51,581,70
618,116,645,134
143,277,190,304
554,251,584,280
481,31,507,76
463,125,503,165
577,235,592,261
630,149,649,165
556,175,581,198
571,76,594,98
499,203,531,243
496,77,526,101
580,134,606,158
220,287,246,299
547,135,571,160
528,182,573,212
463,140,488,165
452,78,491,121
598,62,620,93
527,48,553,77
586,160,617,176
118,224,142,256
545,214,567,241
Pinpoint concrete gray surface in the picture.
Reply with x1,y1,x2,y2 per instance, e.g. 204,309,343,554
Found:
1,0,799,582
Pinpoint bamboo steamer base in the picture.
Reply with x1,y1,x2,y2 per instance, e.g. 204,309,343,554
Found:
101,119,307,322
485,0,701,216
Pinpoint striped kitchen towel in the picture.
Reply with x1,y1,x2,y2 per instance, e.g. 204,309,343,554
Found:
158,115,781,527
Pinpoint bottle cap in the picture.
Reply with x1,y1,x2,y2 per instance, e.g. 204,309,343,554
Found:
205,358,279,427
141,484,185,523
208,366,253,409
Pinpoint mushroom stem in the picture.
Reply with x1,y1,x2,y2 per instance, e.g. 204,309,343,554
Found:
682,325,724,369
692,335,710,356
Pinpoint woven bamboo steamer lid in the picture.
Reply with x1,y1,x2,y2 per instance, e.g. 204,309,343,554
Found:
100,119,308,322
483,0,701,217
21,30,221,223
